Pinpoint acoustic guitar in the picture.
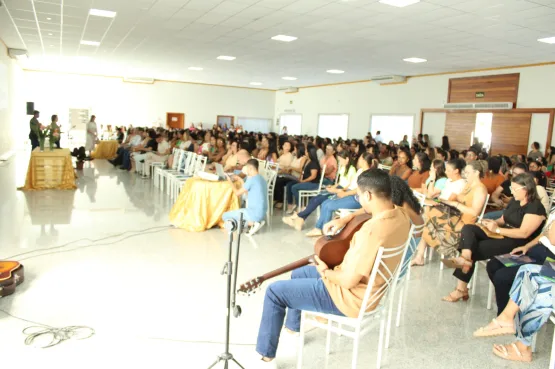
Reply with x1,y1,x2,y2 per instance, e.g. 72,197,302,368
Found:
238,214,372,294
0,261,25,297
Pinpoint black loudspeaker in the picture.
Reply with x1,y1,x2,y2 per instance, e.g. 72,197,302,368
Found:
26,102,34,115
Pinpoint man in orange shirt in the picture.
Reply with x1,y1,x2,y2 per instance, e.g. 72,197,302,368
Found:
254,169,412,365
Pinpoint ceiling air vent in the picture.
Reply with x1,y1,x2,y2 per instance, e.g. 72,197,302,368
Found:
443,102,513,110
371,75,406,84
123,77,155,84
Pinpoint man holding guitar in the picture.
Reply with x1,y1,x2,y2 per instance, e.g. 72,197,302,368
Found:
254,169,412,366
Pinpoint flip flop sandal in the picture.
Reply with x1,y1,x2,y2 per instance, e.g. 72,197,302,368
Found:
493,343,532,362
473,318,516,337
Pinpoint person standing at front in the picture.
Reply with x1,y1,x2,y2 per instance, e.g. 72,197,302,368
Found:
50,115,61,148
29,110,40,150
254,169,411,366
85,115,98,158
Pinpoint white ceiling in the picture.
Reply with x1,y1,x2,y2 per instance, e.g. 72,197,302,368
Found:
1,0,555,90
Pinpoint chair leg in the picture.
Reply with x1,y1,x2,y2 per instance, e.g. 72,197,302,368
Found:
385,287,396,349
487,281,494,310
395,285,405,328
297,313,305,369
325,319,332,356
440,253,444,270
531,333,537,353
352,333,360,369
471,263,479,296
376,320,385,369
550,323,555,369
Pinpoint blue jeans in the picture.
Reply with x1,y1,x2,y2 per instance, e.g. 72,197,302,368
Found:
315,195,360,230
121,149,132,170
297,193,330,220
483,209,503,220
256,266,344,358
290,182,320,205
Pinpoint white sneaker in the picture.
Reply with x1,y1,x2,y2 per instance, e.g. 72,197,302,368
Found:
248,221,265,236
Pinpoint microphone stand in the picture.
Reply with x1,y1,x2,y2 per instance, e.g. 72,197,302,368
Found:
207,213,244,369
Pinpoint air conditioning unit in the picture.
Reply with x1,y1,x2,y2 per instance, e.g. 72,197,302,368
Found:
443,102,513,110
123,77,155,84
8,48,28,61
371,75,406,84
278,86,299,93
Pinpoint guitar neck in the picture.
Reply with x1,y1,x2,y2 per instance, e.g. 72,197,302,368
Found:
261,255,314,282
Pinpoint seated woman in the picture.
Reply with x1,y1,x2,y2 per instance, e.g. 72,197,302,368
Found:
528,159,547,187
301,152,376,237
256,136,278,163
442,173,546,303
532,171,550,214
473,263,554,362
486,214,555,315
414,160,488,269
320,144,338,185
285,145,321,214
407,152,431,189
421,159,447,198
221,140,240,172
273,143,307,207
485,163,527,220
389,148,412,181
208,137,226,164
378,144,393,166
482,156,505,195
282,150,357,231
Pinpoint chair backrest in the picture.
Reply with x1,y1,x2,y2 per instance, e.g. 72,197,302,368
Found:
412,189,426,207
194,155,207,175
357,225,414,321
378,164,392,172
547,188,555,213
318,164,327,189
177,151,189,172
183,152,195,175
172,149,184,170
477,194,490,222
399,224,423,280
334,166,341,185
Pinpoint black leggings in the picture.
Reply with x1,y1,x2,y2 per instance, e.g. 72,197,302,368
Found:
486,244,555,314
454,224,522,283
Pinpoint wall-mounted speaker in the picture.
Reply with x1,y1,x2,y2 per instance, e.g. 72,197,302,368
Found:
26,102,34,115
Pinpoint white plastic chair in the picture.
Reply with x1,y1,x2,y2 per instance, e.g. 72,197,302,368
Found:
298,164,327,211
156,149,186,192
153,148,181,189
378,164,392,172
171,155,207,201
297,228,414,369
469,194,491,295
265,163,279,216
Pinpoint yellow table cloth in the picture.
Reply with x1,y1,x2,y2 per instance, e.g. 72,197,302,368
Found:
19,148,77,191
169,177,240,232
91,140,119,159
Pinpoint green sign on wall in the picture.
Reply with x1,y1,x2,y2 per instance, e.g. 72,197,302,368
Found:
475,92,485,98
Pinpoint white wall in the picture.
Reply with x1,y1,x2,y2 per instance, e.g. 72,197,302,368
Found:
0,43,25,155
421,112,446,148
529,114,550,153
275,64,555,145
23,71,276,137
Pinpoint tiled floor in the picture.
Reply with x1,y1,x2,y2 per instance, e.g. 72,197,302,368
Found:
0,153,552,369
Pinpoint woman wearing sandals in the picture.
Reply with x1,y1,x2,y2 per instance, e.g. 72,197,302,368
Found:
417,161,488,273
472,263,554,362
442,173,546,303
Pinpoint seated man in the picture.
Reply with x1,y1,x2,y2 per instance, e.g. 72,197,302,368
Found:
255,169,411,365
110,128,143,167
222,159,267,236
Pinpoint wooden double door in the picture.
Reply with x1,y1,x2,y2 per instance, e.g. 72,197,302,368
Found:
167,113,185,129
444,111,531,156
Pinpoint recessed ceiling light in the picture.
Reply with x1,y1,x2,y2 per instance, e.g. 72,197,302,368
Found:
379,0,420,7
89,9,117,18
538,36,555,44
250,82,263,86
217,55,236,61
48,33,53,36
282,76,297,81
80,40,100,46
403,57,427,63
46,17,52,20
271,35,298,42
327,69,345,74
188,67,203,71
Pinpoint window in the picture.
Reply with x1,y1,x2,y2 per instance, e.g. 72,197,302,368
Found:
279,114,302,135
237,117,272,133
370,115,414,144
474,113,493,150
318,114,349,140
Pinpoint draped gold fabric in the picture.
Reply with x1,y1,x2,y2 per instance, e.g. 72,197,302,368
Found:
19,149,77,191
91,140,119,159
169,178,240,232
